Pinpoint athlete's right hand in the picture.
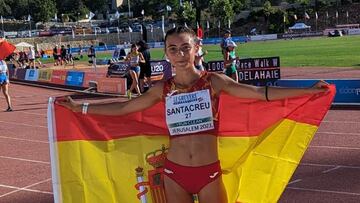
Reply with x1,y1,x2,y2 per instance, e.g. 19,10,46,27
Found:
57,96,81,112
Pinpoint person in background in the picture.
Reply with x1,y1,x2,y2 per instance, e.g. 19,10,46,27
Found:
28,46,35,69
88,45,96,70
111,47,120,63
223,40,239,82
220,30,232,57
78,45,83,59
124,43,145,99
61,45,67,65
66,44,73,65
137,40,152,93
194,38,208,71
53,45,60,66
0,60,13,111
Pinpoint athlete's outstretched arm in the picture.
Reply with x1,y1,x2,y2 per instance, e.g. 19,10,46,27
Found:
58,82,164,115
211,73,328,101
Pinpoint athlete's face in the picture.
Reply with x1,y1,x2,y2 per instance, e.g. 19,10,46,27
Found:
165,33,199,69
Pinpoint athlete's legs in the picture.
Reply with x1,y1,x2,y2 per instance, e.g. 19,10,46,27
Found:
133,71,141,95
129,70,137,92
2,83,12,110
198,176,227,203
164,175,193,203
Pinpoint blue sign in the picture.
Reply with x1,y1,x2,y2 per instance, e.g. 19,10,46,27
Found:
65,71,85,87
25,69,39,81
274,79,360,104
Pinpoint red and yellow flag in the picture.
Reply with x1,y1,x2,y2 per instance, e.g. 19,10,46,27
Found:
48,86,335,203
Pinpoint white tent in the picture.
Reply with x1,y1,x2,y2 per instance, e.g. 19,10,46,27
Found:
15,42,34,51
289,23,311,31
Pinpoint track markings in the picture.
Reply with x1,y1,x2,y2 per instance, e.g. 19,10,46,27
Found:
287,187,360,196
0,120,46,128
301,162,360,170
0,136,48,144
316,131,360,136
309,145,360,150
321,166,342,174
0,178,52,198
0,155,50,165
287,179,302,185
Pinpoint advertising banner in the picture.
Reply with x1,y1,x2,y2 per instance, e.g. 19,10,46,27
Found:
25,69,39,81
97,77,127,94
51,70,68,85
275,79,360,104
65,71,85,87
83,72,107,88
38,69,53,82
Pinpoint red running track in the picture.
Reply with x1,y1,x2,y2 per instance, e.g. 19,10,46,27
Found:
0,67,359,203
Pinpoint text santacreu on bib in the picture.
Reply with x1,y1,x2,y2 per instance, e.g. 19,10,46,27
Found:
165,89,214,136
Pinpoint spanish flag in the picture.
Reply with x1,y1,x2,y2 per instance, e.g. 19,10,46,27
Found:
48,86,335,203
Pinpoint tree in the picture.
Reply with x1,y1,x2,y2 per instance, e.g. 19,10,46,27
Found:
83,0,108,17
30,0,56,22
209,0,234,28
0,0,12,16
262,1,276,27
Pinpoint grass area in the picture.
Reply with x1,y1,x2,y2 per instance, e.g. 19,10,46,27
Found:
41,35,360,67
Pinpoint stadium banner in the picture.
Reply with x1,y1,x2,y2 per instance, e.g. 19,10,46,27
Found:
250,34,277,41
51,70,68,85
348,29,360,35
25,69,39,81
275,79,360,104
202,36,248,45
280,32,323,39
207,57,281,86
83,72,107,88
48,86,335,203
96,77,127,94
65,71,85,87
12,68,27,80
38,69,53,82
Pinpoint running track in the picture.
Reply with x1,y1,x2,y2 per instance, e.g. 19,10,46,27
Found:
0,67,359,203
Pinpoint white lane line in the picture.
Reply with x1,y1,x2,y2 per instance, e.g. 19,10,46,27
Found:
0,155,50,165
316,132,360,136
322,166,342,174
286,187,360,196
0,178,52,197
0,120,46,128
287,179,302,185
20,111,46,116
0,136,48,144
309,145,360,150
322,121,360,124
301,163,360,170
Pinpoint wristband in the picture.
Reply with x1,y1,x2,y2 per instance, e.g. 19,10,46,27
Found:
82,102,89,114
265,86,270,102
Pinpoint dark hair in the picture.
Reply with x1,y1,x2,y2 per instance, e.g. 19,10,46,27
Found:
137,40,149,51
164,26,197,47
131,43,137,48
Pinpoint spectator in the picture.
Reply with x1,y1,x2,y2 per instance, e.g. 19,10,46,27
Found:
194,38,208,71
66,44,73,65
137,40,152,93
61,45,67,65
53,45,60,66
220,30,232,57
28,46,35,68
223,40,239,82
88,45,96,70
78,45,83,59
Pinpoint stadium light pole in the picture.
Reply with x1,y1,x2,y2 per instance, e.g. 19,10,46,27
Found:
128,0,131,18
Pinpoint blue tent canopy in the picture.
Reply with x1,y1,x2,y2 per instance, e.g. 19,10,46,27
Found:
289,23,311,30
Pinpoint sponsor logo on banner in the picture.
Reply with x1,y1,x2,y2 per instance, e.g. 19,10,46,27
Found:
25,69,39,81
275,79,360,104
97,77,127,94
65,71,85,87
51,70,68,85
38,69,53,82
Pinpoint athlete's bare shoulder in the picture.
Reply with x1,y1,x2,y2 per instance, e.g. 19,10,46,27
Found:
208,72,229,94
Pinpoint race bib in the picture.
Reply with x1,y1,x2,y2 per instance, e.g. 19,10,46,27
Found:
165,89,214,136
